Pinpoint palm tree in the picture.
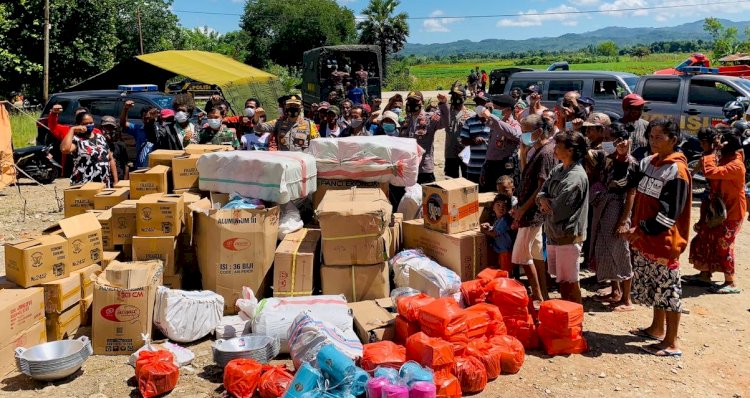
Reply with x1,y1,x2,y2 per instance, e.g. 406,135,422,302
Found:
357,0,409,78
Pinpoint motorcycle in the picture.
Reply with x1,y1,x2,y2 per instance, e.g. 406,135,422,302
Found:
13,144,62,184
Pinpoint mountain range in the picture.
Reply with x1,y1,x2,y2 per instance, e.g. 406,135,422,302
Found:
400,19,750,57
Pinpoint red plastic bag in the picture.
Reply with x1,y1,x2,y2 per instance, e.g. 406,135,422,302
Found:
397,293,435,322
465,337,501,380
505,314,539,350
360,341,407,371
434,369,462,398
406,332,455,372
395,315,421,344
487,278,530,318
224,359,263,398
477,268,509,281
455,355,488,394
418,298,467,339
258,365,294,398
465,303,506,337
463,308,490,339
538,299,584,330
135,350,174,377
137,352,179,398
537,325,588,356
460,279,489,306
489,335,526,374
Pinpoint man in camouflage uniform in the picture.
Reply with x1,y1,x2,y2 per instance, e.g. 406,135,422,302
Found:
255,95,319,151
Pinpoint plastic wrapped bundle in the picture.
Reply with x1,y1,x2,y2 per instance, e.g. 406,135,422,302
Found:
258,365,294,398
396,293,434,322
136,350,180,398
390,250,461,297
307,136,424,187
288,312,363,370
455,356,487,394
224,359,263,398
154,287,224,343
398,361,434,386
283,362,322,398
405,332,455,373
360,341,407,371
488,334,526,374
316,344,370,397
538,299,584,330
417,298,468,343
397,184,423,220
486,277,530,319
197,150,317,204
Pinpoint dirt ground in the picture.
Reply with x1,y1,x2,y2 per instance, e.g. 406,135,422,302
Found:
1,123,749,397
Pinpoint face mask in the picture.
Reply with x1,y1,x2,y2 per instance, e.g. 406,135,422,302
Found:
392,108,402,115
85,123,95,134
175,111,188,124
382,123,397,135
350,119,364,129
287,108,301,118
521,131,537,147
601,141,616,155
406,103,421,114
565,121,573,131
207,118,222,130
475,106,486,117
492,109,502,118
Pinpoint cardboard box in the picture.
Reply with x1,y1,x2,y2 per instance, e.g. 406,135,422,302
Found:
114,180,129,188
273,228,320,297
192,197,279,314
94,187,130,210
111,200,137,245
478,192,496,225
421,178,479,234
41,273,81,313
317,188,392,266
0,320,46,376
313,179,390,210
172,154,202,190
101,251,120,270
148,149,186,168
64,182,105,217
162,275,181,290
181,192,202,242
136,194,184,237
44,212,103,273
5,235,69,287
348,298,396,344
130,165,169,199
46,303,81,341
403,219,487,281
92,260,162,355
390,213,404,258
132,236,178,275
81,295,93,326
72,263,102,298
184,144,234,154
0,288,45,344
320,262,389,302
90,209,114,250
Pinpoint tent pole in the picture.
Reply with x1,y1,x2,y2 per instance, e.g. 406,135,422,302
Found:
43,0,50,102
137,6,144,55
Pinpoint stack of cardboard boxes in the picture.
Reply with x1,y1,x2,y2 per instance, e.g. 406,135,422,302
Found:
0,289,46,375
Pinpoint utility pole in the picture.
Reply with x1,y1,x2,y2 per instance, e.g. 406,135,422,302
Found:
43,0,50,102
136,6,144,55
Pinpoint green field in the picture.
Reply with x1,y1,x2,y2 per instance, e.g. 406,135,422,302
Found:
407,53,691,91
10,111,40,148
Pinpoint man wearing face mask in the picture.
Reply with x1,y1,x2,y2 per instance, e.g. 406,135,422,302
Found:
460,92,493,185
479,94,522,192
400,91,449,184
99,116,129,182
559,91,590,133
256,94,319,151
199,108,238,148
443,86,474,178
121,101,155,168
239,107,270,150
342,105,368,137
158,109,184,150
172,105,197,147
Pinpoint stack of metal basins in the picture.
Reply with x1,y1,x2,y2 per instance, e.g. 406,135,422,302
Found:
212,335,280,368
15,336,93,381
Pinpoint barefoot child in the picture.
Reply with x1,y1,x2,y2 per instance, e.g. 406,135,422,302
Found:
481,194,516,273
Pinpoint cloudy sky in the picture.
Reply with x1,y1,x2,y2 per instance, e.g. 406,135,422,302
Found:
172,0,750,43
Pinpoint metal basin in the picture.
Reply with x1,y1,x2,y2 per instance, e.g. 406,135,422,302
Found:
212,335,279,367
15,336,92,381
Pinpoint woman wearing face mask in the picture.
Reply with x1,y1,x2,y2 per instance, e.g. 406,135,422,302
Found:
374,111,400,136
199,108,238,148
173,107,197,146
589,122,637,311
61,112,116,187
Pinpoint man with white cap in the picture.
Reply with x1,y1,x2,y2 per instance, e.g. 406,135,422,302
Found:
400,90,449,184
621,94,649,156
255,94,319,151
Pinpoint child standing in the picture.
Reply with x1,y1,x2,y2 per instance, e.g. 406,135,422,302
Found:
482,194,516,273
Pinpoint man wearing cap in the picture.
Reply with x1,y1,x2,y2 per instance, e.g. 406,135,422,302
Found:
319,106,342,137
444,87,474,178
256,94,319,151
400,90,449,184
478,94,523,192
460,92,493,185
99,116,129,181
314,102,330,127
511,88,527,121
580,112,612,269
621,94,649,156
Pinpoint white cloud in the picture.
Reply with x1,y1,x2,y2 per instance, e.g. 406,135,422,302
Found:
647,0,750,20
423,10,464,33
578,0,601,5
599,0,649,16
497,5,581,27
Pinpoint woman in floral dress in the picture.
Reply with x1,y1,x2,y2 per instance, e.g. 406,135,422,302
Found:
61,112,116,187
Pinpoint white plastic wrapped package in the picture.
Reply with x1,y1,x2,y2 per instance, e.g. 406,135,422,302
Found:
389,249,462,297
214,315,251,339
288,312,363,370
154,286,224,343
197,150,317,204
252,295,353,353
278,201,304,240
397,184,422,221
128,334,195,368
307,136,424,187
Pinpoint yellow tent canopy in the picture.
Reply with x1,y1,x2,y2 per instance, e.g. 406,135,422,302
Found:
136,51,277,86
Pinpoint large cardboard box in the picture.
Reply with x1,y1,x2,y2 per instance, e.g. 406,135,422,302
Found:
91,209,114,251
0,320,46,376
148,149,185,168
313,179,390,210
41,273,81,313
114,180,129,188
111,200,137,245
273,228,320,297
421,178,479,234
44,212,103,273
130,165,169,199
5,235,69,287
184,144,234,154
181,192,202,242
92,260,162,355
101,251,120,270
136,194,184,237
46,303,81,341
390,213,404,258
132,236,178,275
403,219,487,281
191,197,279,314
94,187,130,210
317,188,392,266
72,263,102,298
0,288,45,344
348,298,396,344
172,154,202,190
64,182,105,217
81,295,93,326
320,262,389,302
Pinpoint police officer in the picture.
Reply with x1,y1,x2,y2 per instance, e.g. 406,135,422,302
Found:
255,95,319,151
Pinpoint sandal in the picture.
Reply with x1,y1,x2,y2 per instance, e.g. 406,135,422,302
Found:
640,343,682,357
708,285,742,294
629,328,663,341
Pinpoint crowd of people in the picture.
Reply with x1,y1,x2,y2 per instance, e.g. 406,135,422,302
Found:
40,84,750,358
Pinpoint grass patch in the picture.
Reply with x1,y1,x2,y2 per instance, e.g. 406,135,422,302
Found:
9,111,40,148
